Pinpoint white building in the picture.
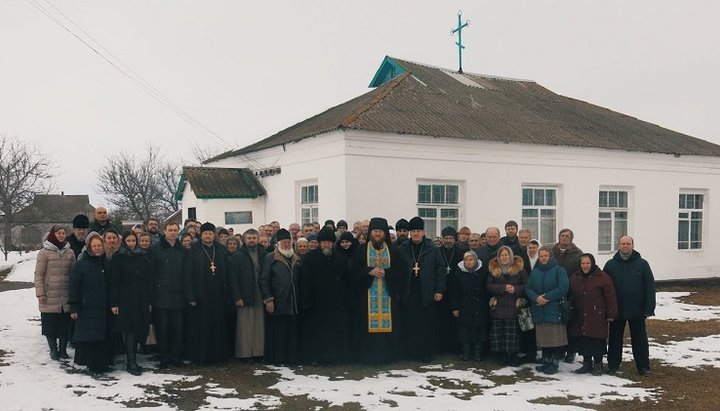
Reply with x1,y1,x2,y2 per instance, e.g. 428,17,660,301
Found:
178,56,720,280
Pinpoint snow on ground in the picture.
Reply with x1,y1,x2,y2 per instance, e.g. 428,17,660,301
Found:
1,251,38,282
654,292,720,321
1,253,718,410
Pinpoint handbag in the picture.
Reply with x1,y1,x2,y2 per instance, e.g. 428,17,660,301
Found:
559,296,575,324
145,324,157,345
518,307,535,331
556,269,575,324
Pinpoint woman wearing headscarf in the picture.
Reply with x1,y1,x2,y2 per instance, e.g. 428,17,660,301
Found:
526,246,570,375
109,231,152,375
526,239,541,272
568,253,618,376
450,250,490,361
69,233,113,373
486,245,528,366
34,225,75,360
335,231,358,261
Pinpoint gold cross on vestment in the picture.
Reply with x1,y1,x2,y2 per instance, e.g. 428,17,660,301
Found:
413,263,420,276
210,262,216,273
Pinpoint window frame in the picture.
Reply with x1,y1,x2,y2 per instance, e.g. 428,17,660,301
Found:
598,188,630,254
521,185,558,246
678,191,706,251
297,181,319,225
416,181,463,239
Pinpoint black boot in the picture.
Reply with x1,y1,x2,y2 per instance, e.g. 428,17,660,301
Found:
535,356,550,372
543,358,560,375
592,362,604,376
460,343,471,361
124,334,142,376
46,336,59,361
58,338,70,359
574,358,593,374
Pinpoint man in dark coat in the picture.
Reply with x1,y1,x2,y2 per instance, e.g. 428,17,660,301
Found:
148,222,185,368
437,226,463,354
228,228,267,361
552,227,584,363
476,227,502,268
145,218,161,246
184,222,231,364
88,207,120,235
260,228,301,365
398,217,446,360
299,227,351,364
350,217,408,363
603,236,656,376
395,218,409,246
500,220,523,255
67,214,89,260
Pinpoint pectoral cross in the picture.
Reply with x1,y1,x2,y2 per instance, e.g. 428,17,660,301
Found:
413,263,420,277
210,262,216,274
446,266,451,274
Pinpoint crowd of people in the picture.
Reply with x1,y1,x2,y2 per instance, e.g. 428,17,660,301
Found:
33,208,656,378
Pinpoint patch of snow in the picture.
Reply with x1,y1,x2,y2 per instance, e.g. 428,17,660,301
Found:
654,292,720,321
651,335,720,369
199,394,282,410
2,251,39,282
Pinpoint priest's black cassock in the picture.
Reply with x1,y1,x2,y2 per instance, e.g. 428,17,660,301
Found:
184,240,232,363
298,248,352,364
438,243,463,353
350,240,408,364
397,217,447,361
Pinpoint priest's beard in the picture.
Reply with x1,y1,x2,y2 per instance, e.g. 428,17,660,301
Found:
443,243,454,249
370,239,385,249
321,247,332,256
279,247,294,259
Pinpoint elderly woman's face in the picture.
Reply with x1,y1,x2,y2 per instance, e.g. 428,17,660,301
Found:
227,240,238,253
463,255,476,270
580,256,593,273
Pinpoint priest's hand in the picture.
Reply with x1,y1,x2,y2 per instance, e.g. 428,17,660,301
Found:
70,313,78,320
433,293,443,302
235,299,245,307
265,301,275,314
111,307,119,315
452,310,460,318
370,267,385,278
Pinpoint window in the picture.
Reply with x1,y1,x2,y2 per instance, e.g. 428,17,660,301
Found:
187,207,196,220
417,183,460,238
521,187,557,246
225,211,252,225
598,190,628,253
678,193,704,250
300,184,318,225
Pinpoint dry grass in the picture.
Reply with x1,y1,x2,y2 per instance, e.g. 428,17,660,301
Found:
0,281,33,293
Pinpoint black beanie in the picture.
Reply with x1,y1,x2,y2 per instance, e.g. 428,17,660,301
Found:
395,218,409,231
72,214,90,229
441,226,457,239
318,227,336,243
368,217,388,232
276,228,291,241
408,216,424,231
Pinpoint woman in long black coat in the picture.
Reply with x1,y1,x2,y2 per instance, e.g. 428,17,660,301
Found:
450,250,490,361
69,233,113,373
109,232,152,375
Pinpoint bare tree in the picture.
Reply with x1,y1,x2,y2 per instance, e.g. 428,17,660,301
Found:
0,135,56,260
96,145,179,221
190,142,225,165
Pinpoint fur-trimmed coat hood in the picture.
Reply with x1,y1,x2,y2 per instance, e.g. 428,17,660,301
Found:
488,256,525,278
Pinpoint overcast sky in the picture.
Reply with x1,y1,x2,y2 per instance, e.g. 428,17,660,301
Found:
1,1,719,207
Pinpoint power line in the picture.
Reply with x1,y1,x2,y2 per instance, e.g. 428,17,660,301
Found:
26,0,267,169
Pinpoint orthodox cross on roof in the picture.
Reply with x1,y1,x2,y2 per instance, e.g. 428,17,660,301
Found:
451,10,470,73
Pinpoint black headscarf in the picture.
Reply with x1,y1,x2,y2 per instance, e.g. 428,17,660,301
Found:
336,231,358,259
579,253,597,275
